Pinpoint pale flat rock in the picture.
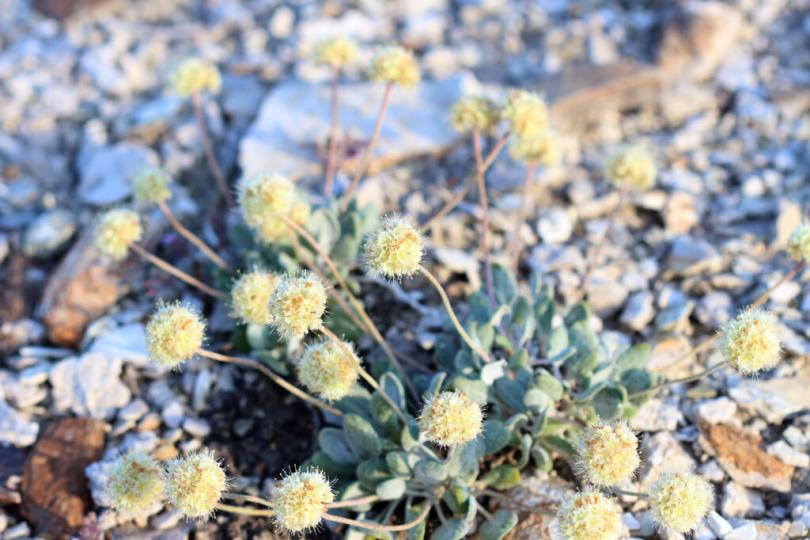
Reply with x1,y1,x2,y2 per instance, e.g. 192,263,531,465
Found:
78,142,158,206
0,387,38,447
238,73,477,180
50,353,131,420
729,367,810,423
88,323,149,367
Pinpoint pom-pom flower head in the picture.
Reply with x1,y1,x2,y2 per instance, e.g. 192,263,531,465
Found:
164,449,227,519
132,167,172,206
237,171,295,242
298,340,361,401
649,472,713,533
557,490,623,540
787,223,810,264
578,422,639,487
146,303,206,368
450,96,500,133
230,270,282,325
269,272,328,340
313,36,359,68
364,216,424,279
720,308,781,375
95,208,143,260
509,130,561,165
605,146,657,191
170,58,221,97
369,45,420,87
272,469,334,533
501,90,548,138
419,391,483,447
105,452,164,516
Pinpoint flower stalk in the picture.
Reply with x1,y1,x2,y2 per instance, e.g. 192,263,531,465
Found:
507,161,537,271
323,500,431,532
192,92,234,207
157,200,229,271
324,66,341,196
130,243,226,299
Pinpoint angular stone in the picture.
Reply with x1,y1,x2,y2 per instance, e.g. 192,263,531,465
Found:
50,353,131,420
728,367,810,423
666,236,723,277
0,388,39,447
78,143,157,206
620,290,656,332
722,481,765,518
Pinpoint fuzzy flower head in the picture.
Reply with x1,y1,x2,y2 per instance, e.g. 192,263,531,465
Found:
605,146,657,191
290,197,312,226
164,449,227,519
369,45,420,87
298,340,361,401
313,36,359,68
237,172,296,242
720,308,781,375
132,167,172,207
509,130,561,165
557,490,623,540
364,215,424,279
105,452,164,516
577,422,639,487
269,272,328,340
230,270,282,325
95,208,143,260
501,90,548,138
419,391,483,447
146,303,206,368
272,469,334,533
450,96,501,133
170,58,221,97
649,472,713,533
787,223,810,264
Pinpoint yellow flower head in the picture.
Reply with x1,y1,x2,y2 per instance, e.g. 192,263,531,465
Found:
649,472,713,533
720,308,781,375
450,96,500,133
272,469,334,533
419,391,483,447
313,36,359,68
290,197,312,226
787,223,810,264
577,422,639,487
105,452,164,516
269,272,328,340
298,340,361,401
501,90,548,138
237,171,295,242
164,449,227,519
146,303,206,368
605,146,657,191
230,270,282,325
170,58,221,97
369,45,420,87
95,208,143,260
557,490,623,540
364,215,424,279
509,130,561,165
132,167,172,207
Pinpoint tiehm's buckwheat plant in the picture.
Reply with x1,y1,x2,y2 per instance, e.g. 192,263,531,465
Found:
97,39,807,540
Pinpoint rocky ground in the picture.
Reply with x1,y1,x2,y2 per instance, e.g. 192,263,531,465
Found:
0,0,809,539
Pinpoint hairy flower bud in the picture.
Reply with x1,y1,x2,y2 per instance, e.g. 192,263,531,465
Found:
269,272,328,340
501,90,548,138
272,469,334,533
364,216,424,278
509,130,561,165
369,45,420,87
450,96,500,133
95,208,143,260
720,308,781,375
230,270,282,325
578,422,639,487
605,146,656,191
132,167,172,206
649,472,713,533
164,450,227,518
298,340,361,401
787,223,810,264
313,36,359,68
557,490,623,540
170,58,221,97
419,391,483,447
146,303,206,368
237,172,296,242
105,452,164,516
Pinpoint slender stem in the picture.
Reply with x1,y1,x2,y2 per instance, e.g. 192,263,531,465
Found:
327,495,381,509
197,349,342,416
482,131,510,170
215,502,274,517
319,326,409,423
629,362,725,399
477,504,494,521
610,488,649,499
323,500,431,532
192,93,234,208
342,82,394,205
579,185,629,299
157,201,230,271
222,492,273,508
507,162,538,271
472,128,495,308
416,265,492,363
130,243,227,299
324,66,341,196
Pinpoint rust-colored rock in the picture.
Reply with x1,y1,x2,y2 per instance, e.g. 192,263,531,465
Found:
33,0,110,20
21,417,106,539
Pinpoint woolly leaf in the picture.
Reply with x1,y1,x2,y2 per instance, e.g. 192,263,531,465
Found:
318,428,358,465
479,510,519,540
481,465,521,490
493,264,517,306
430,519,470,540
481,420,511,455
375,477,407,500
343,414,382,460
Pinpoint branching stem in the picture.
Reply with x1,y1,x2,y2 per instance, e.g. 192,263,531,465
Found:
130,243,226,299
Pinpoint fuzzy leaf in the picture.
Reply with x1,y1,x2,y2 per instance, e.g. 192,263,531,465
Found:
512,296,536,347
481,465,521,490
308,207,341,253
493,264,517,306
308,451,357,478
413,459,449,485
523,388,552,414
481,420,511,455
380,373,406,409
318,428,358,464
430,519,470,540
447,441,480,482
480,361,507,385
516,433,532,468
337,482,375,512
376,477,407,500
385,451,411,477
450,376,489,405
495,378,527,413
531,445,552,472
533,369,564,401
332,212,362,263
615,344,651,372
426,372,447,398
356,458,390,490
592,386,627,420
479,510,519,540
343,414,382,460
